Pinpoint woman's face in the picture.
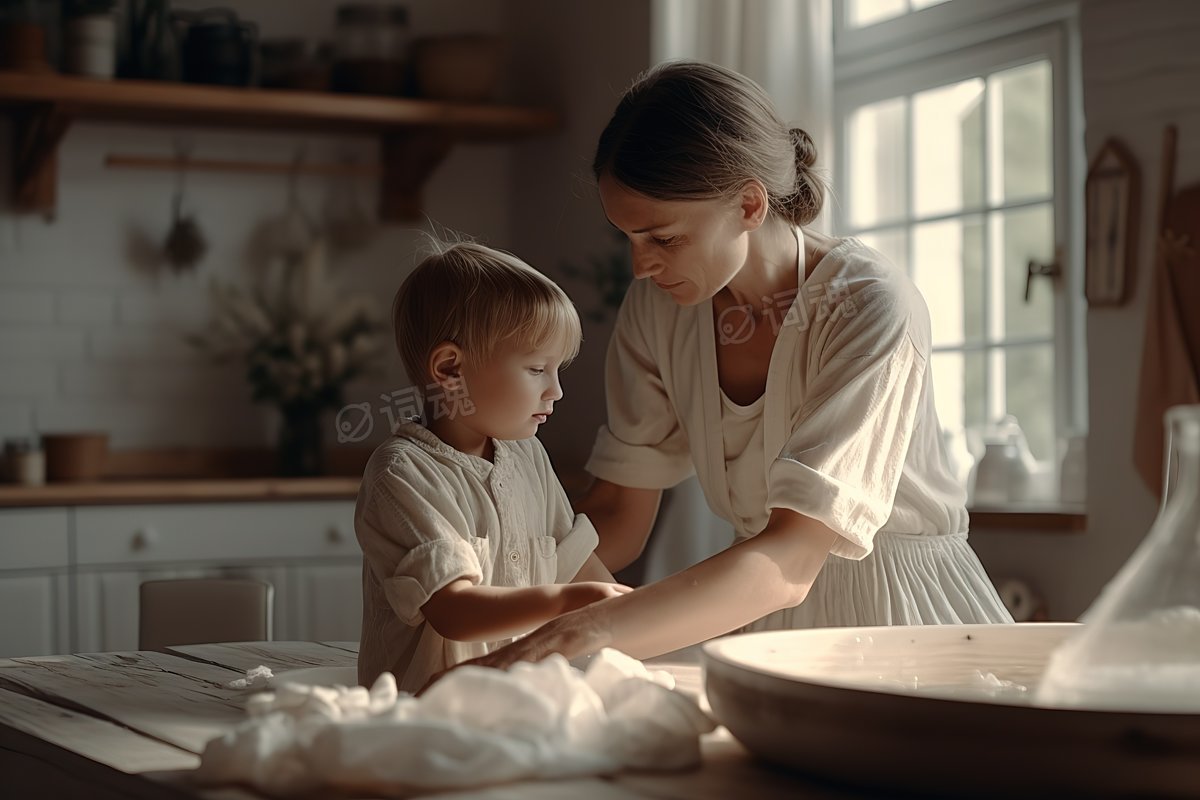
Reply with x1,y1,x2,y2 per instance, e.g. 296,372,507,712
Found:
599,174,753,306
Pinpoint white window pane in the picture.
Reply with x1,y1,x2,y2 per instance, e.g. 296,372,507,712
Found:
848,98,907,229
1002,344,1055,461
990,204,1054,341
912,0,952,8
912,78,985,218
857,228,908,274
988,60,1053,204
847,0,908,28
932,350,987,439
912,216,984,347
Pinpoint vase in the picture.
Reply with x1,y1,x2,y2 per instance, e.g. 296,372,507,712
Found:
277,403,324,477
1035,405,1200,711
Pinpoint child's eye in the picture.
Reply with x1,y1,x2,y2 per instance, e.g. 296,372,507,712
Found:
529,368,545,375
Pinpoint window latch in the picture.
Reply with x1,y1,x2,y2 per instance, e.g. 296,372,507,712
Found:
1025,248,1063,303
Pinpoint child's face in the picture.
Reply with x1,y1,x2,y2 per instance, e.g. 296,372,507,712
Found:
457,341,565,440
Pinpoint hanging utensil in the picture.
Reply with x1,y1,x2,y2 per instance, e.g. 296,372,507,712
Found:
163,141,207,272
264,148,317,265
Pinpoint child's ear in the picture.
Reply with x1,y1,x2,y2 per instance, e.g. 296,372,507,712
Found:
428,342,464,385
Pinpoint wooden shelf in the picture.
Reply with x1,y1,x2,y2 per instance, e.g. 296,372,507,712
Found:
0,71,561,220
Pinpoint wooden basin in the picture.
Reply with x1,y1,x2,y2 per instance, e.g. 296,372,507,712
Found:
702,623,1200,797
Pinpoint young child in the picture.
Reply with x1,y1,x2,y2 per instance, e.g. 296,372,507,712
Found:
355,240,629,692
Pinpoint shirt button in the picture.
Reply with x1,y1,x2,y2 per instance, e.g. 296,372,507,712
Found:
508,551,520,562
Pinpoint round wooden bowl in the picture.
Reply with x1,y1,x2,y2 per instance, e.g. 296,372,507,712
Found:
702,624,1200,798
42,432,109,482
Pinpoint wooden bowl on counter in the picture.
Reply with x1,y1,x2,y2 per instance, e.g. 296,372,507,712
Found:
702,623,1200,798
42,432,109,482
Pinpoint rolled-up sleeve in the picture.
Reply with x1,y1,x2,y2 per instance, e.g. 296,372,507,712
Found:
768,289,926,560
586,280,695,489
357,460,483,626
553,514,600,582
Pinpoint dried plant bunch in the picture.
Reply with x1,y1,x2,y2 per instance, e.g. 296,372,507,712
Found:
187,241,385,408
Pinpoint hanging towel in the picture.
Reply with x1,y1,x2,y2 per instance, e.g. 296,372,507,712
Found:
1133,184,1200,494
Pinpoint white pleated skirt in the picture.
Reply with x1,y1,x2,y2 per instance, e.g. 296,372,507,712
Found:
743,531,1014,632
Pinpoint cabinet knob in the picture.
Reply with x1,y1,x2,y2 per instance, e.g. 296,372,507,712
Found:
130,528,157,551
326,526,346,544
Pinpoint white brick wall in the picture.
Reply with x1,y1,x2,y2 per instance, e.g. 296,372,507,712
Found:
0,0,516,450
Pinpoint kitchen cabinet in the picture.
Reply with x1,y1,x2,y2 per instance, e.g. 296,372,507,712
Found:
0,501,362,656
290,563,363,643
0,509,71,657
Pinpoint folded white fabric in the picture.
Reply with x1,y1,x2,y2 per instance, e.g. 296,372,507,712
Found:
195,649,716,796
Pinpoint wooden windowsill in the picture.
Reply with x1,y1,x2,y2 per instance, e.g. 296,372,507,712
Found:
968,504,1087,532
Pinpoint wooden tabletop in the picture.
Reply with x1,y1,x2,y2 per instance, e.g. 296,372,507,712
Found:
0,641,873,799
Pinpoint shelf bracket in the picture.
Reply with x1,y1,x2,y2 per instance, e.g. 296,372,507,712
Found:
380,129,455,222
14,103,71,220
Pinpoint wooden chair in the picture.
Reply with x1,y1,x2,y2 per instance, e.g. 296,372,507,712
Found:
138,578,274,650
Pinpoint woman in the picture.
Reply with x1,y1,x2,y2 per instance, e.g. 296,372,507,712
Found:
469,60,1011,669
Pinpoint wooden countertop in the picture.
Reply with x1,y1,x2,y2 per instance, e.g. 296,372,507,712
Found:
0,641,868,799
0,477,362,508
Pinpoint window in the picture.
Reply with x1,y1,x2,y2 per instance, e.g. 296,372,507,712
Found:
833,2,1085,465
845,0,951,29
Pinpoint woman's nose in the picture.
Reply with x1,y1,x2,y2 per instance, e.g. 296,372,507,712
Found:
630,248,662,280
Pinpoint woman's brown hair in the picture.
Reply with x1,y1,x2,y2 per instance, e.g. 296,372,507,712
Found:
593,60,824,226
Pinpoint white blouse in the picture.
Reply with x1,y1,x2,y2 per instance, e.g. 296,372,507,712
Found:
355,422,598,692
586,234,1012,628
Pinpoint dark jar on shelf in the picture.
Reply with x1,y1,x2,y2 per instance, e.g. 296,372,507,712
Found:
331,3,408,96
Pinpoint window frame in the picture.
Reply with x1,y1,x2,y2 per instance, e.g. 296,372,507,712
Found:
832,4,1087,461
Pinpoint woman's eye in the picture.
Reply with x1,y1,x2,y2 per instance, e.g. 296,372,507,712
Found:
653,235,679,247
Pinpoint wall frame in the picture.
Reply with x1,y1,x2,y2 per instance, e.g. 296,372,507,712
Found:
1085,137,1140,306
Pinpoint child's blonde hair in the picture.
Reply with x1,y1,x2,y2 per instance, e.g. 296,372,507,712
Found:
392,240,582,387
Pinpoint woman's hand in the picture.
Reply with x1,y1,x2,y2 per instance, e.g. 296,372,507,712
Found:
417,593,619,695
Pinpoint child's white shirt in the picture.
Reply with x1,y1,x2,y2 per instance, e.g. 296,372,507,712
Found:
355,422,598,693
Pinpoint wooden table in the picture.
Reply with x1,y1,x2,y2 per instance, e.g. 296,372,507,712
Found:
0,642,868,799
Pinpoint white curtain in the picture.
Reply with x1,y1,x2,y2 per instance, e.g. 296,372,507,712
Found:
638,0,834,583
651,0,834,206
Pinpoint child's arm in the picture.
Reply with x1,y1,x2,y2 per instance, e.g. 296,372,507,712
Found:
569,552,618,583
420,578,631,642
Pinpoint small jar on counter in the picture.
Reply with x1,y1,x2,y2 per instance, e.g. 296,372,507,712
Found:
3,437,46,486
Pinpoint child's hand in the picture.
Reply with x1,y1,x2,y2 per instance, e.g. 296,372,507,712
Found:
560,581,633,613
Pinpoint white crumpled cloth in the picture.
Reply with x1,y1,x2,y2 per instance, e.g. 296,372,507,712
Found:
195,649,716,796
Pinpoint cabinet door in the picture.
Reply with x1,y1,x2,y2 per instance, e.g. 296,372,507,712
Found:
0,509,71,657
75,565,290,653
0,574,70,657
290,561,363,643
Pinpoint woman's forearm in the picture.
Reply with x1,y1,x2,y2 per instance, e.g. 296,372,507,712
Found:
591,516,837,658
573,479,663,572
465,509,839,669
